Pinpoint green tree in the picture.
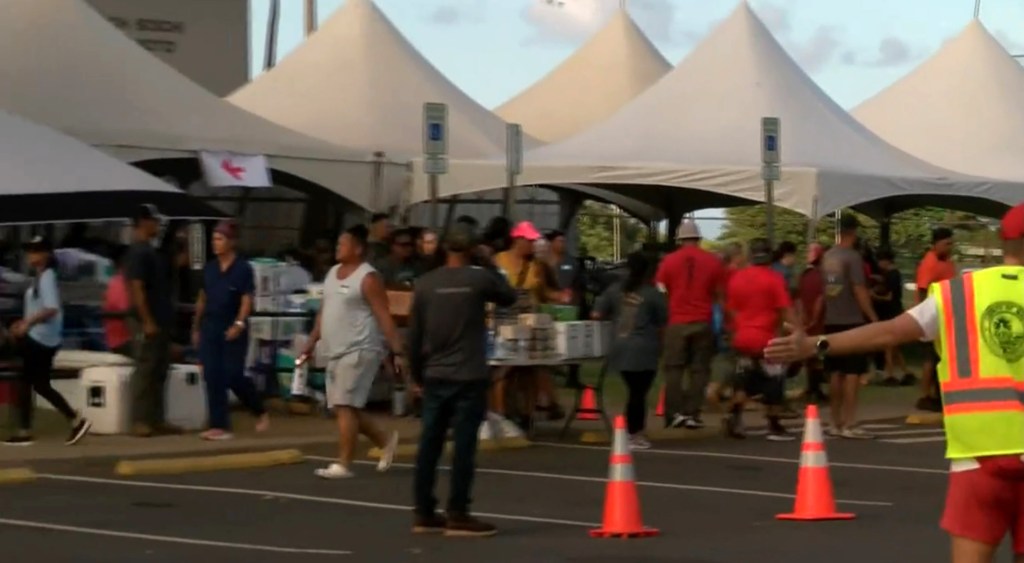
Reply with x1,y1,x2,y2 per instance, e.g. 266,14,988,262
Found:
719,205,985,264
577,201,648,261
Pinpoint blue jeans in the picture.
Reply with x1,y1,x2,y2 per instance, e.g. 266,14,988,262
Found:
413,378,489,516
199,328,264,430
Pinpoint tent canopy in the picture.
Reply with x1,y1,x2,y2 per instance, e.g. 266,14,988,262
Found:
415,2,1023,220
495,9,672,144
0,0,390,210
230,0,538,161
0,110,220,224
854,21,1024,183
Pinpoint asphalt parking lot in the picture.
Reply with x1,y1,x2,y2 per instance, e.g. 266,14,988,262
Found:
2,415,988,563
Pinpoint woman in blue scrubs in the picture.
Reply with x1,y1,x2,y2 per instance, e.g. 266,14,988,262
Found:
192,220,268,440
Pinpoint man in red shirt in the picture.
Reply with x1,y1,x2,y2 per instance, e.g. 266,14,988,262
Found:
915,227,955,412
722,238,798,441
655,220,724,429
797,243,827,402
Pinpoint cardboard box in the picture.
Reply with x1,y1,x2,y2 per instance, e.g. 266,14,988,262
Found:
250,261,283,297
498,324,530,340
518,313,552,328
249,317,275,340
275,317,308,341
254,296,283,313
387,290,413,318
591,321,613,357
554,322,583,359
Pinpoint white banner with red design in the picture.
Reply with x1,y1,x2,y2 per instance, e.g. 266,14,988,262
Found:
198,151,272,188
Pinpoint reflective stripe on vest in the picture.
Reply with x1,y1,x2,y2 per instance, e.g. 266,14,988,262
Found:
932,267,1024,459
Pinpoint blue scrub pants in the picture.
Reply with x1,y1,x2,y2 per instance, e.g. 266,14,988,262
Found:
199,326,265,430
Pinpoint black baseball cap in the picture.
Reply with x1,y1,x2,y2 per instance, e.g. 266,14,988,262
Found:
23,235,52,252
133,203,162,224
445,222,477,253
749,238,772,265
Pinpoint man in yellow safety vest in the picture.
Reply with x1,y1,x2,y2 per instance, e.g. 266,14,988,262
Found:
766,202,1024,563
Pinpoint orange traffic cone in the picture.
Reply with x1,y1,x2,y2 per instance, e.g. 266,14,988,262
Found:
655,387,665,417
776,405,855,521
576,387,600,421
590,415,659,539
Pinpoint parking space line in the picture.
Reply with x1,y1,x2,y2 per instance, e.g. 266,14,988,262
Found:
534,442,948,475
882,437,947,444
0,518,352,555
36,474,597,528
320,457,891,507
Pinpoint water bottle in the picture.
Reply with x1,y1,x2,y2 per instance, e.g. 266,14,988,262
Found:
392,384,407,417
291,361,309,397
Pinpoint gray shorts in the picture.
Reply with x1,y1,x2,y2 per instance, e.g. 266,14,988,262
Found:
326,349,384,409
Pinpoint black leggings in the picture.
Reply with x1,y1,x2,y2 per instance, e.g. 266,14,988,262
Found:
620,370,656,435
16,338,75,431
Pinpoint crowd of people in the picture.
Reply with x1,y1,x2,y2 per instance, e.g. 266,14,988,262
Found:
0,202,970,540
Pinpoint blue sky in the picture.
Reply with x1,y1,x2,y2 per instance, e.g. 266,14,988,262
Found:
247,0,1024,235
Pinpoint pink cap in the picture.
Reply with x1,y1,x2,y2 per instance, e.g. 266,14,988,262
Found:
510,221,541,241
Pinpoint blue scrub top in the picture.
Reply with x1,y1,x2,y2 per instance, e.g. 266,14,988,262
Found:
202,257,255,331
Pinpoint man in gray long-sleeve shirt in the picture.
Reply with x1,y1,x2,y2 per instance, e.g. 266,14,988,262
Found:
408,223,516,538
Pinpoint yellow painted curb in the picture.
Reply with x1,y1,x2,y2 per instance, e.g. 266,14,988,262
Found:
0,467,37,484
906,412,943,425
580,431,610,444
114,449,304,477
479,437,531,451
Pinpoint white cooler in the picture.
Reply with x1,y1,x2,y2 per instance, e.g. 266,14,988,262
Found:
166,364,207,431
80,366,134,435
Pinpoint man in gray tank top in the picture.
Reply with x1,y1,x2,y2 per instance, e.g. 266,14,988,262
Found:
300,225,405,479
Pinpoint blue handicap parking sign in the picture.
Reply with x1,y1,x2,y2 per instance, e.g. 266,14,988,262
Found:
428,123,444,142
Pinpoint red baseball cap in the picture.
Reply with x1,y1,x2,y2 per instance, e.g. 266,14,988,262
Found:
1001,204,1024,241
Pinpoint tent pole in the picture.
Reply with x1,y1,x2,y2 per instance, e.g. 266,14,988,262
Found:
305,0,318,36
264,0,280,71
974,0,982,19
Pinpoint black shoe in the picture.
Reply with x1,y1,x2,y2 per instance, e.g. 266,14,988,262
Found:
65,418,91,446
667,413,687,429
916,396,943,413
3,435,33,446
412,512,447,534
444,513,497,537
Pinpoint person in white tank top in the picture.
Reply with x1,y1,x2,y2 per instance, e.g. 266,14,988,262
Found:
299,225,406,479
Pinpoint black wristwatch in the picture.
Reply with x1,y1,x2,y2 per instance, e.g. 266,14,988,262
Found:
815,336,830,360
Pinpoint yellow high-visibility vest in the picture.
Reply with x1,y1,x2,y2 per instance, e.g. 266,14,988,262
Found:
930,266,1024,459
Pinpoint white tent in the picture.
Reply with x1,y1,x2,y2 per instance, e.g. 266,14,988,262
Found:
0,109,219,224
230,0,536,160
854,21,1024,183
415,2,1023,219
0,0,391,211
495,9,672,144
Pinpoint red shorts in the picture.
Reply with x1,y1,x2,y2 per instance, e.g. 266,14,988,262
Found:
941,455,1024,553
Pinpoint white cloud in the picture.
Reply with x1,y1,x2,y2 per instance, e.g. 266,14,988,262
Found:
521,0,686,45
993,29,1024,56
842,36,916,68
424,1,485,26
756,3,844,73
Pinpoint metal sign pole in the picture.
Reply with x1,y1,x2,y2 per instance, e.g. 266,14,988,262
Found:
422,102,449,231
503,123,523,219
761,117,781,249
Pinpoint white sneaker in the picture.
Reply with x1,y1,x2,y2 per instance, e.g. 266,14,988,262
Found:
478,420,494,441
840,427,875,440
315,463,354,479
629,435,651,450
377,431,399,472
498,418,525,439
